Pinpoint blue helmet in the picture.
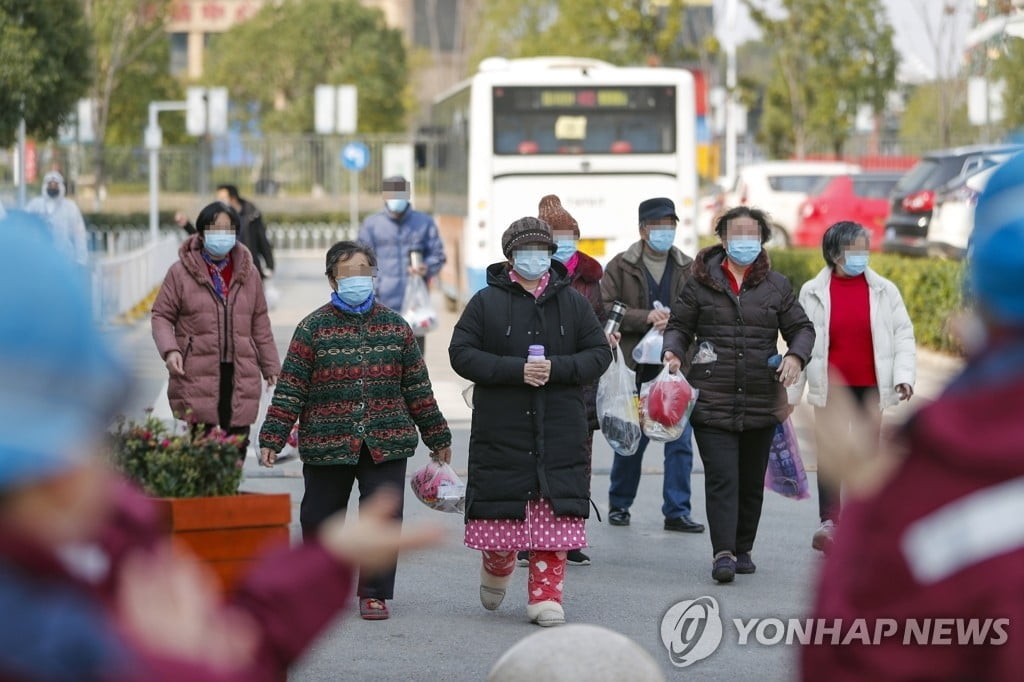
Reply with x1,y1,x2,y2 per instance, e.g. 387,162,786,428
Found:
970,153,1024,327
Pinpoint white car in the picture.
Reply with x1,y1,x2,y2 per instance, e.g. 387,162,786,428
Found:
928,164,999,259
721,161,862,246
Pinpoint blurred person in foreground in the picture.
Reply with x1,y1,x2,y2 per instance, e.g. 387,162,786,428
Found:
0,211,443,682
259,240,452,621
151,202,279,458
790,221,916,553
358,175,446,354
801,153,1024,680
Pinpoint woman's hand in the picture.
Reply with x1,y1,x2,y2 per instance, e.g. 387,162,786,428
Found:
606,331,621,349
663,350,681,373
259,447,277,468
776,355,802,387
896,383,914,401
165,351,185,376
431,447,452,464
266,375,278,388
523,359,551,387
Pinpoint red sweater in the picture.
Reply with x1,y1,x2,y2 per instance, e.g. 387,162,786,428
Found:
828,274,876,386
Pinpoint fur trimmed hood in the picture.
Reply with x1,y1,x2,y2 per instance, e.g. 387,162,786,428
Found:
692,244,771,293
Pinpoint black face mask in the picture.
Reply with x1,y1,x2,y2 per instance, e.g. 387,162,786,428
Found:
46,187,60,198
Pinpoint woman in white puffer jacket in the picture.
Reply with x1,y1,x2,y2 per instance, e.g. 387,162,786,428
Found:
789,221,916,553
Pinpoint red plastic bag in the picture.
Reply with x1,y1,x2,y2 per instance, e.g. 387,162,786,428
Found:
639,365,698,442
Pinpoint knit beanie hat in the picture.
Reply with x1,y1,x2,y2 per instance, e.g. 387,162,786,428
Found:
0,211,130,491
537,195,579,236
501,217,557,258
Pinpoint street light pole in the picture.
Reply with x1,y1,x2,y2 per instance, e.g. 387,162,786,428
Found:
146,101,188,243
16,116,27,208
724,0,739,182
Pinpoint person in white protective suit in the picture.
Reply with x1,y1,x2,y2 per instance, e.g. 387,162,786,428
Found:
25,171,89,266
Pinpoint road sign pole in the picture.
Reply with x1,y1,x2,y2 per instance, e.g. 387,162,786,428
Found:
350,169,359,239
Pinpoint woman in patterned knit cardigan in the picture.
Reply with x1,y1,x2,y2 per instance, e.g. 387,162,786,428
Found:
259,241,452,621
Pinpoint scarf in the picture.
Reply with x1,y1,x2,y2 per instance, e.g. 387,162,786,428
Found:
201,251,231,300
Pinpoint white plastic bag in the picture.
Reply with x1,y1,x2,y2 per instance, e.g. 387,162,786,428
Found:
597,347,642,456
249,384,274,460
410,459,466,513
401,276,438,335
632,302,667,365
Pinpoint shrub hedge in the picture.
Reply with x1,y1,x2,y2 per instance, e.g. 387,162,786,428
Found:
770,248,965,354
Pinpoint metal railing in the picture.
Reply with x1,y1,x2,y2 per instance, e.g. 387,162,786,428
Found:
267,223,354,251
91,235,179,324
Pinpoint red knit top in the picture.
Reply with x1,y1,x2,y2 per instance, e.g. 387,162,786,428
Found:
828,273,876,386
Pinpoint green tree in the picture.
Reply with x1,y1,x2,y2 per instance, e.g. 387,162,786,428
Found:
470,0,709,69
899,80,973,151
204,0,408,133
0,0,92,146
744,0,898,158
994,38,1024,132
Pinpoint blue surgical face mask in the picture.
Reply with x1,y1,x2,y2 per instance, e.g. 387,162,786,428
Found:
336,275,375,305
553,237,578,263
840,251,869,277
386,198,409,214
726,237,761,266
513,249,551,280
204,233,236,259
647,229,675,253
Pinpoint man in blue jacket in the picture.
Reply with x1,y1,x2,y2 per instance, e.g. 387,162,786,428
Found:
358,176,446,353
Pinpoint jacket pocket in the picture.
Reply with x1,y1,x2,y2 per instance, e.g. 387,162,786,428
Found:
181,336,194,368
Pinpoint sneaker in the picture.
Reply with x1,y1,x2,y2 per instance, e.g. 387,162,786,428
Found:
664,515,705,533
516,550,529,567
608,507,630,526
735,552,756,574
712,554,736,583
812,520,836,553
566,549,591,566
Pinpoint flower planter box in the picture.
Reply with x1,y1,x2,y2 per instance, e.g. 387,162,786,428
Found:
153,492,292,590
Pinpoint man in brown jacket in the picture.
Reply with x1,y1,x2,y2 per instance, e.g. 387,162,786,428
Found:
600,197,703,533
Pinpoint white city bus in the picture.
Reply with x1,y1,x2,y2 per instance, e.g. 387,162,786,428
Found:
430,56,699,307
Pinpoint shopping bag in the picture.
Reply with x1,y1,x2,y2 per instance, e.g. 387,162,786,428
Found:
764,418,810,500
410,459,466,513
596,347,642,456
249,384,274,460
401,276,438,334
639,365,698,443
632,301,669,365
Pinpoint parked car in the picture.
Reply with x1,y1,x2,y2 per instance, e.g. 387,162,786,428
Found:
722,161,862,247
882,144,1023,256
793,173,902,250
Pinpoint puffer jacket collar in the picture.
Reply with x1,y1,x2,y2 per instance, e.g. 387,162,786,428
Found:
692,244,771,293
178,234,255,290
485,259,571,302
803,265,888,303
572,251,603,285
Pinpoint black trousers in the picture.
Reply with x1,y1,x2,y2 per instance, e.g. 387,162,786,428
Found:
299,444,407,599
814,385,879,522
192,362,249,455
693,425,776,557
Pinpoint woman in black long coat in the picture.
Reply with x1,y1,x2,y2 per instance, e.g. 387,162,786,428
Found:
449,217,611,627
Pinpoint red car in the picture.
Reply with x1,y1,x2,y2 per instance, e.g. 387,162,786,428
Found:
794,173,901,250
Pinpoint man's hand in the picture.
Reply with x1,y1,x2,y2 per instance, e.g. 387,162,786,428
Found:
431,447,452,464
173,211,189,228
523,359,551,387
663,350,681,373
776,355,802,387
647,307,670,331
407,264,428,276
165,351,185,376
607,331,621,349
896,383,914,401
318,489,445,573
259,447,277,468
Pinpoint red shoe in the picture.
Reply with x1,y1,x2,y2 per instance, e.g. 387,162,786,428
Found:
359,598,389,620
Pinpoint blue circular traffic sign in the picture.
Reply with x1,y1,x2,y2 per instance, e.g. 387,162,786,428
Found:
341,141,370,171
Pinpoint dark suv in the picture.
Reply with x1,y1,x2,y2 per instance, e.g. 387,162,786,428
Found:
882,144,1024,256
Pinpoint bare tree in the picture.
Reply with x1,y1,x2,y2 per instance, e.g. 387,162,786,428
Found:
912,0,971,146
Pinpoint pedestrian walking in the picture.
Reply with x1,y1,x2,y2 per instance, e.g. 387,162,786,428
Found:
258,240,452,621
600,197,704,534
0,210,444,682
791,221,915,552
25,170,88,266
801,151,1024,682
449,217,611,627
358,175,446,353
151,202,280,457
663,205,814,583
216,184,275,280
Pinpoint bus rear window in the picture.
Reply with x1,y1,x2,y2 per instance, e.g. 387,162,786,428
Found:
493,86,676,155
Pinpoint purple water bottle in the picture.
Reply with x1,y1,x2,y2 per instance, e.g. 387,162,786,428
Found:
527,345,546,362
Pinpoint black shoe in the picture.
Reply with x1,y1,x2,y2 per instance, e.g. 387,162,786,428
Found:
608,508,630,526
516,550,529,567
712,555,736,583
566,549,591,566
736,552,756,574
664,515,705,533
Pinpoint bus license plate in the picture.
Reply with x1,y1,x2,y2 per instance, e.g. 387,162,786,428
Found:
578,238,605,257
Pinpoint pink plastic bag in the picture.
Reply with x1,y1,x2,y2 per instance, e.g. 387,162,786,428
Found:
764,419,809,500
410,459,466,513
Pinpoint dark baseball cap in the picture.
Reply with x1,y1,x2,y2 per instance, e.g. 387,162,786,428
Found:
638,197,679,223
